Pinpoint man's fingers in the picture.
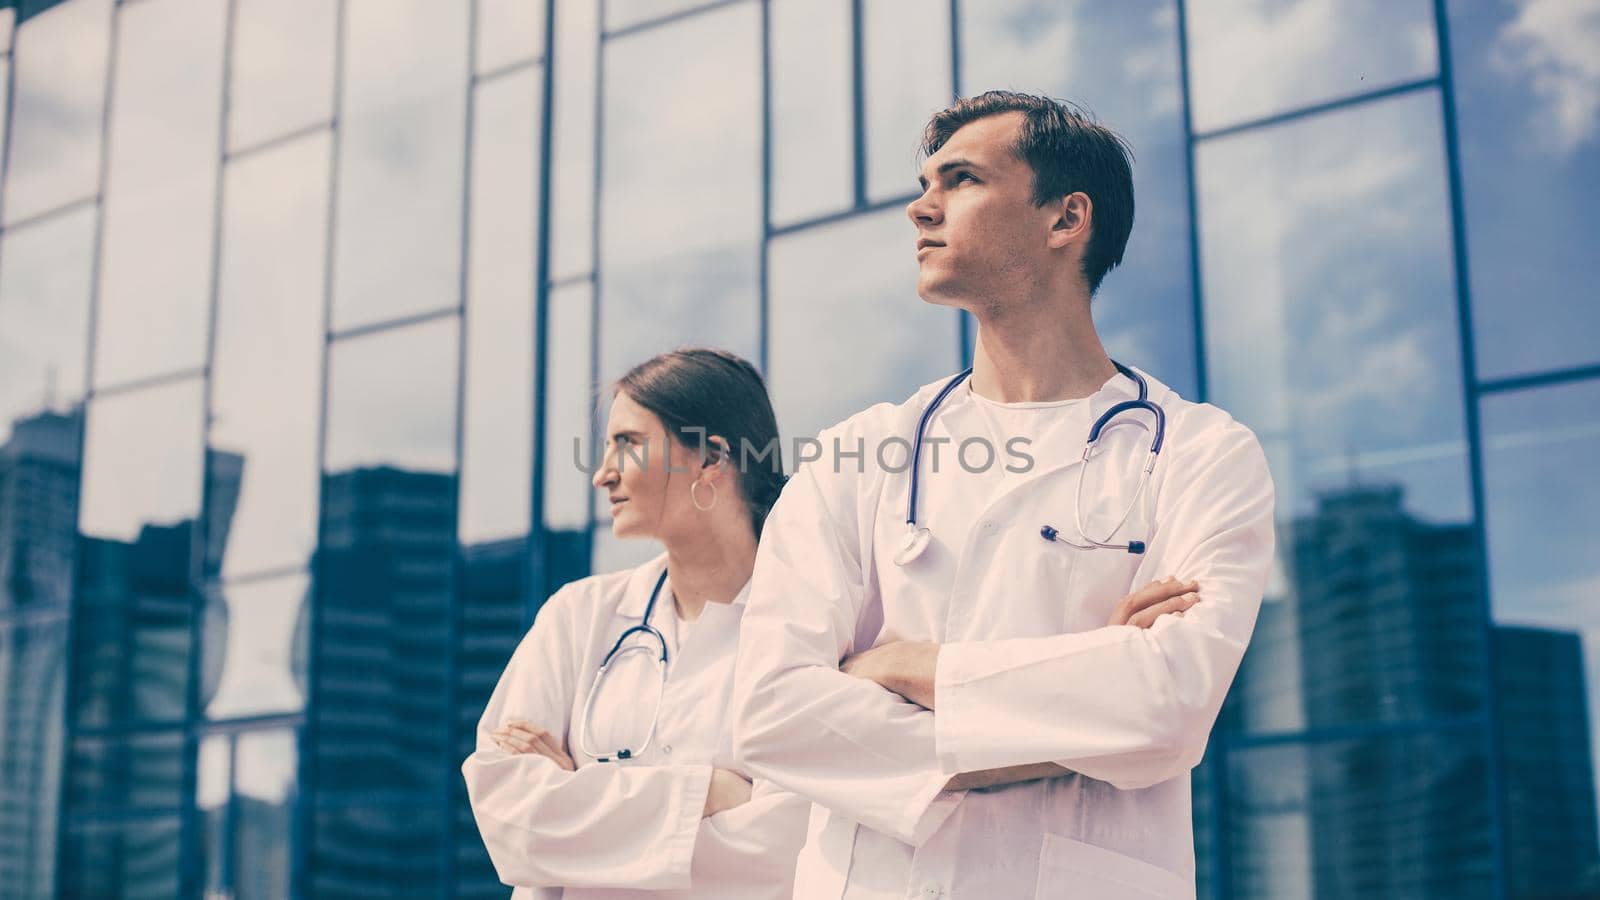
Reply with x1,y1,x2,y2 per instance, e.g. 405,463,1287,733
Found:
1113,578,1197,625
1128,592,1201,629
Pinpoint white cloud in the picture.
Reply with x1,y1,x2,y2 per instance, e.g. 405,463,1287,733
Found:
1491,0,1600,153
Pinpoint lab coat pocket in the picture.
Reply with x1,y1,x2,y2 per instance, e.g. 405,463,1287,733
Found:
1034,833,1192,900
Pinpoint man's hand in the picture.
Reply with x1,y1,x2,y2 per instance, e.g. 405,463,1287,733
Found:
840,640,940,709
492,719,576,771
1108,576,1200,628
703,768,752,817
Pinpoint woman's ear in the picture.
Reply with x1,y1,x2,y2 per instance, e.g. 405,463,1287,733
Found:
704,434,733,476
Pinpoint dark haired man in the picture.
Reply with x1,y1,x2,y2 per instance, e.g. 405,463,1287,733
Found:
732,92,1275,898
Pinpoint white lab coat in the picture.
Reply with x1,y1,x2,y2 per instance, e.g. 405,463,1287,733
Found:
463,554,809,899
730,366,1276,899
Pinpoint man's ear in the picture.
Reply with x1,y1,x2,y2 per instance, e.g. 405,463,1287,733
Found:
1047,192,1093,250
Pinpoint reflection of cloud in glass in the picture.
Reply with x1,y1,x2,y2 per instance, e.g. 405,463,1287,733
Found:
460,67,541,544
205,576,306,720
543,282,597,531
769,0,853,226
767,206,961,449
476,0,545,76
960,0,1197,397
4,0,111,225
1197,92,1471,521
1186,0,1436,133
1451,0,1600,381
93,0,225,390
211,131,331,577
548,0,598,280
324,318,460,474
599,3,761,384
863,0,952,201
1489,0,1600,153
230,0,338,152
79,378,205,542
0,207,96,445
197,733,230,810
331,0,468,331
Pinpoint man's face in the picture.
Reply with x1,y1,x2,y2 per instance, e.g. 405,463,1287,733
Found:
905,111,1061,311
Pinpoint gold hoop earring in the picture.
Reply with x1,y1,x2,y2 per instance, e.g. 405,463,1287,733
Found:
690,479,718,512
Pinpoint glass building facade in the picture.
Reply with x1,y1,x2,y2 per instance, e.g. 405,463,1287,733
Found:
0,0,1594,896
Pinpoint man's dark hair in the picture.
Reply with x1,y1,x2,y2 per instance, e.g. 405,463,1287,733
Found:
921,91,1135,296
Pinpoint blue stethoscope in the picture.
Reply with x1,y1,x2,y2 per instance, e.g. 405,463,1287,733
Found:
893,359,1166,567
576,569,669,763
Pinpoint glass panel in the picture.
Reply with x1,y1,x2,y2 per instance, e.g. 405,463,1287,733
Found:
960,0,1197,398
232,729,296,900
318,320,458,796
542,281,595,532
229,0,338,151
591,521,660,575
1481,379,1600,897
862,0,951,202
1225,730,1494,898
196,732,230,899
201,575,308,720
1196,93,1484,735
209,130,331,578
767,206,961,448
548,0,598,280
312,803,444,896
74,379,204,729
769,0,852,226
0,616,67,899
1448,0,1600,380
60,815,182,900
0,7,14,53
461,67,541,545
67,730,185,812
477,0,546,74
92,0,226,389
605,0,720,33
0,205,96,448
331,0,469,331
324,318,460,475
599,3,761,385
1185,0,1437,134
4,0,112,225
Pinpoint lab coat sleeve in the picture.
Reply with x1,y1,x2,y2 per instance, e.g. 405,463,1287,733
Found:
689,778,811,890
461,587,713,890
933,421,1276,790
730,457,956,846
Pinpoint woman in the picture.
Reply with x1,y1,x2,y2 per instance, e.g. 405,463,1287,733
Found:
462,348,806,899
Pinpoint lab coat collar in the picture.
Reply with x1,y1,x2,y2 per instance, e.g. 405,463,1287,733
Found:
614,551,753,619
929,361,1168,431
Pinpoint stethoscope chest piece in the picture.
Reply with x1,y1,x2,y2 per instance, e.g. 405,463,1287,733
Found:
894,526,933,567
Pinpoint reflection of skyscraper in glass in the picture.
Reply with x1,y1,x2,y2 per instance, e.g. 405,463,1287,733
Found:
1292,484,1487,727
309,465,457,892
1287,484,1491,893
454,535,530,898
0,409,81,898
1493,625,1600,898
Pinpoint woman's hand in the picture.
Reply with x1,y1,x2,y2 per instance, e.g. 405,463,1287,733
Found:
492,719,576,771
702,768,752,817
1108,576,1201,628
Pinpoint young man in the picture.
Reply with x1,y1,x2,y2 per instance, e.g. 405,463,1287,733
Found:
729,92,1276,898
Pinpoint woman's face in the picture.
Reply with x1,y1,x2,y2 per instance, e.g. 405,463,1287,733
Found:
592,392,705,540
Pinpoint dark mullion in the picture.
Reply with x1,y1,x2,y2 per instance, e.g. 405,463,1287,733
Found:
1431,1,1509,896
529,0,557,629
